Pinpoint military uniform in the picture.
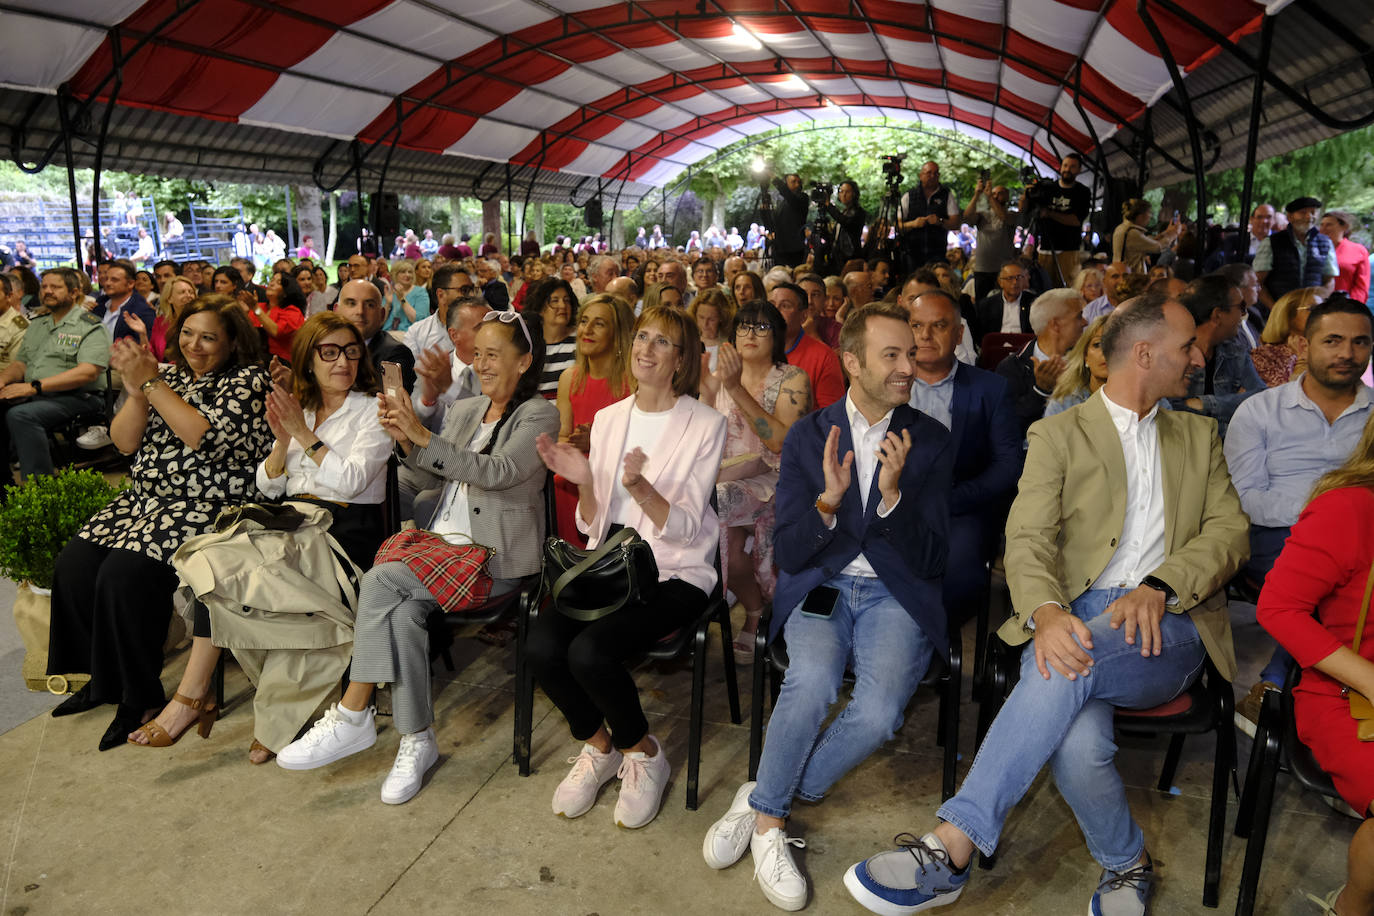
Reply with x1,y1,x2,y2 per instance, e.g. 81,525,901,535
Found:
0,308,30,374
0,305,108,478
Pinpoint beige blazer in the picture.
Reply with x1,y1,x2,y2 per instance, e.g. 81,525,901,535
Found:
998,391,1250,681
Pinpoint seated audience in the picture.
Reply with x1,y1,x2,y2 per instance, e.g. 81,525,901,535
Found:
731,270,766,314
1255,433,1374,916
334,279,416,395
1251,286,1323,388
973,261,1032,341
1215,261,1265,348
994,288,1088,437
691,288,733,371
127,275,196,361
0,268,110,480
46,295,272,750
699,300,810,665
1082,261,1130,322
703,301,952,910
96,259,158,343
385,259,424,331
512,258,545,312
1044,315,1110,417
770,282,845,410
1072,265,1104,315
277,310,557,803
527,278,578,398
404,264,474,359
130,312,390,762
1170,274,1263,437
1225,297,1373,728
907,290,1021,617
0,273,29,372
642,281,683,312
843,289,1248,916
530,306,726,830
252,271,306,363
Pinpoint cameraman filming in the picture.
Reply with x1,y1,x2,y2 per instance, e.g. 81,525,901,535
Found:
1027,153,1090,287
822,180,867,276
897,160,959,275
770,172,811,267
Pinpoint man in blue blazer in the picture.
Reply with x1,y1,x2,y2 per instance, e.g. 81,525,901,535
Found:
702,301,954,911
908,289,1021,618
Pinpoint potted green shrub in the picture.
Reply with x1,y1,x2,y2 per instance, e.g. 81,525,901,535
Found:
0,468,124,693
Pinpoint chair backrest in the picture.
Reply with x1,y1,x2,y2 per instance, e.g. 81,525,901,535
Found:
380,454,401,536
978,333,1033,371
1281,666,1340,798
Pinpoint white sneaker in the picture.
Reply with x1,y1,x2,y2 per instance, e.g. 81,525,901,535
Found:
276,704,376,770
751,827,808,911
552,743,623,818
76,425,111,449
703,781,758,869
614,735,670,829
380,727,439,805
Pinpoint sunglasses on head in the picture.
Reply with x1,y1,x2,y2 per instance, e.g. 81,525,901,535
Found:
480,309,533,349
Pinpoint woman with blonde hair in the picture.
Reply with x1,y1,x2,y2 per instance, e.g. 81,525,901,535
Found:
1111,198,1180,272
1250,286,1323,388
1072,265,1105,307
643,281,683,311
1044,316,1110,417
130,275,198,360
386,259,422,331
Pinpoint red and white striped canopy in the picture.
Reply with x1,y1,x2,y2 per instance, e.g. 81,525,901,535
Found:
1,0,1278,198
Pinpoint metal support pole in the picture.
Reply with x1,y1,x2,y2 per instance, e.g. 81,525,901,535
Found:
1238,13,1274,259
55,90,85,271
90,29,125,266
284,187,295,252
351,140,366,254
1137,0,1207,235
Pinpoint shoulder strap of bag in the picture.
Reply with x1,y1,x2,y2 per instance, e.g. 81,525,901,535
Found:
1354,554,1374,654
550,527,640,615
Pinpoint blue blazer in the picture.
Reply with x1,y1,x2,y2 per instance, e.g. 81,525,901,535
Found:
949,362,1023,519
772,400,954,654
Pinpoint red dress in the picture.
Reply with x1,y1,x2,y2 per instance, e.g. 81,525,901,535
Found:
1257,486,1374,814
554,372,621,546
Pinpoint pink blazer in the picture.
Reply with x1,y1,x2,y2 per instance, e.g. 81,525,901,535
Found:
579,393,727,596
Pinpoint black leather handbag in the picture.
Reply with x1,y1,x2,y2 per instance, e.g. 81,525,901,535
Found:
543,527,658,622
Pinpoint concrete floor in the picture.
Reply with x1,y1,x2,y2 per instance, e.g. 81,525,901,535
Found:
0,597,1356,916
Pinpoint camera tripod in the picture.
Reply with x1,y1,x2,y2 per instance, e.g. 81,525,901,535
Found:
866,176,903,264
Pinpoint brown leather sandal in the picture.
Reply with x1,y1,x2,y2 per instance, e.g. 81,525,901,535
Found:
248,739,276,765
127,692,218,747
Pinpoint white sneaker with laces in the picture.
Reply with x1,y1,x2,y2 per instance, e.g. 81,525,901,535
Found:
77,425,111,449
380,727,439,805
613,735,670,829
703,781,758,869
552,743,623,818
276,704,376,770
751,826,808,911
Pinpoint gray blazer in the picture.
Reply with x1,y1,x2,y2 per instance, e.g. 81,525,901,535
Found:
404,394,559,579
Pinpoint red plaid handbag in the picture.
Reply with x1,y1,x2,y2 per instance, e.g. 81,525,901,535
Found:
374,530,493,613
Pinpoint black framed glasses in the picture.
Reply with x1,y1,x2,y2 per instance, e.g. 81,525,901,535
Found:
443,284,476,295
314,343,365,362
736,322,772,337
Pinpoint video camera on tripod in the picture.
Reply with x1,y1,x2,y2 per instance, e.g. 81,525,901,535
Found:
881,154,906,186
808,182,833,205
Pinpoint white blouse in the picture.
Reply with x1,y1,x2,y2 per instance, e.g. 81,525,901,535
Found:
255,390,392,504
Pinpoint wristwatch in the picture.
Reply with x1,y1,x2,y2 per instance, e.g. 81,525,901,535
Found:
1141,576,1177,603
815,494,840,515
29,378,41,395
304,439,326,459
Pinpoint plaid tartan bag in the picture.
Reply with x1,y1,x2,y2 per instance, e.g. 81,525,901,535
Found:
374,530,493,613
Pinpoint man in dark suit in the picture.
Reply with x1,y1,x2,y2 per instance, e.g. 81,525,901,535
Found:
973,260,1032,343
995,288,1088,437
906,289,1021,617
333,279,416,393
94,259,156,343
701,301,953,911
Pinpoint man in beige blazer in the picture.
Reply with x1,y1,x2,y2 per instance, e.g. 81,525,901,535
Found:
845,290,1249,916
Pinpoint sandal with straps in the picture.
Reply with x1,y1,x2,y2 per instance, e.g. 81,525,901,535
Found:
127,691,218,748
733,609,763,666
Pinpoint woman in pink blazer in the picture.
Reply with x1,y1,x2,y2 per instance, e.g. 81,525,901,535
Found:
535,306,727,830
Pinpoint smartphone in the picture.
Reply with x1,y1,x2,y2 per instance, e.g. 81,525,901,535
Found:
381,361,403,398
979,168,991,182
1173,210,1180,222
800,585,840,620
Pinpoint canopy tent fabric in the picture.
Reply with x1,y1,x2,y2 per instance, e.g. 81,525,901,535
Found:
0,0,1369,205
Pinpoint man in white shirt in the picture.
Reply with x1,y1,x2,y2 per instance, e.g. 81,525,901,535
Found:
846,289,1249,916
587,255,619,296
404,264,474,359
973,261,1032,340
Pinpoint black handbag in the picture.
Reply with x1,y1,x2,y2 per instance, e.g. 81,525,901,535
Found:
543,527,658,622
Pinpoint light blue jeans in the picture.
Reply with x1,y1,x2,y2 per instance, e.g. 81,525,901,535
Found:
937,587,1206,871
750,574,934,819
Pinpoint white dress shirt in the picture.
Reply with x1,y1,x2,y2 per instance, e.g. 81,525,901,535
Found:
836,392,900,578
403,313,454,361
256,390,392,504
413,351,476,425
1000,295,1025,333
1095,388,1167,589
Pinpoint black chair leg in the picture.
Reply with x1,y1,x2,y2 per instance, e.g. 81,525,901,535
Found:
941,651,961,803
213,651,226,714
716,603,741,725
1203,729,1227,908
1157,734,1186,792
686,620,710,810
513,602,534,776
748,629,767,781
1235,692,1283,916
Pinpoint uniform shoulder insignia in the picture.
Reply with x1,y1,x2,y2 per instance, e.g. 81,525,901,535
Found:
13,315,28,329
77,310,102,325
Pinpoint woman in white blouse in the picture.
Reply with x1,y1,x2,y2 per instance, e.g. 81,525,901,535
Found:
129,312,390,763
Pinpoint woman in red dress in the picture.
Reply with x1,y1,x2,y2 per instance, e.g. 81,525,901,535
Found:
1257,418,1374,915
552,294,635,545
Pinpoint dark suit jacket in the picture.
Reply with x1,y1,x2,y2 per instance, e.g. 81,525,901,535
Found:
949,362,1022,520
95,291,157,343
482,279,510,312
368,331,416,393
993,340,1049,438
772,400,954,653
974,292,1032,341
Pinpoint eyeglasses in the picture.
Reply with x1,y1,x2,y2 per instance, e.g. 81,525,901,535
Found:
480,309,533,349
634,330,683,351
314,343,364,362
443,284,476,295
736,322,772,337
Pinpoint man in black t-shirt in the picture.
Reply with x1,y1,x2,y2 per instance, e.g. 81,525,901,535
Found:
1032,153,1090,288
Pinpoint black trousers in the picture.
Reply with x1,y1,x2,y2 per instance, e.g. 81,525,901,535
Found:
526,577,705,749
47,537,178,710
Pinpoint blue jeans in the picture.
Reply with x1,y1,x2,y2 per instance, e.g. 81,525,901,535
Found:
937,587,1206,871
750,574,934,819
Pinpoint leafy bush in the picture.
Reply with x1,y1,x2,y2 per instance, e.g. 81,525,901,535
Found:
0,469,124,589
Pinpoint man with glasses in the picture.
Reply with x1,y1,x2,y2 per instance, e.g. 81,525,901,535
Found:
974,261,1033,343
771,282,844,410
404,264,474,360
